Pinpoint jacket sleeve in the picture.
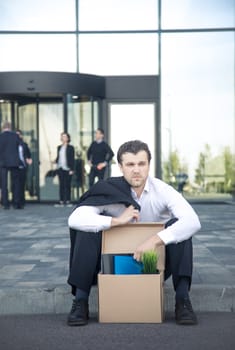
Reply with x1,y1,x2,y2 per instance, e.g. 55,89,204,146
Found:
105,143,114,162
87,143,93,161
24,142,32,159
55,146,60,164
68,145,75,170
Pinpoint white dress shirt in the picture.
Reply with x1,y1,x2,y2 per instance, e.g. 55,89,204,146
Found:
58,145,69,170
68,176,201,245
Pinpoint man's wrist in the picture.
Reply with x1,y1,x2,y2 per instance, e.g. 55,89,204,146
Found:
155,234,164,246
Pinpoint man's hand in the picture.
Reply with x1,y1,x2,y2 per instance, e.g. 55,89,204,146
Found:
133,235,164,262
97,162,106,170
111,205,139,227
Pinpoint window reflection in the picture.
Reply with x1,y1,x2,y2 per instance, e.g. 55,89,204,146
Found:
109,103,156,177
161,32,235,198
0,0,75,30
162,0,235,29
79,0,158,30
79,34,158,75
0,34,77,72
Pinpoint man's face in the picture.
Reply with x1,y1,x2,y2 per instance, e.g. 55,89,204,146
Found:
119,151,150,190
61,133,69,143
95,130,103,141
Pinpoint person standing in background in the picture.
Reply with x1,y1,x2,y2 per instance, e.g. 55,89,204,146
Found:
87,128,114,188
0,121,21,209
55,132,75,207
15,130,33,208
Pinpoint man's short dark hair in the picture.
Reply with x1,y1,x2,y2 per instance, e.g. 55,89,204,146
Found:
117,140,152,164
61,132,71,143
97,128,104,135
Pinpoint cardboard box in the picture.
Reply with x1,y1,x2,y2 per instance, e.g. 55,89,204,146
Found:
98,223,165,323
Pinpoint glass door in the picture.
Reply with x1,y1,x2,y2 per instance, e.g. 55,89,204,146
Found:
39,103,63,201
1,93,101,202
18,102,39,201
67,96,99,198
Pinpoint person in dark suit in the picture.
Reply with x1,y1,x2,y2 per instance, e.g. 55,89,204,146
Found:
14,130,33,208
55,132,75,207
0,121,21,209
87,128,114,188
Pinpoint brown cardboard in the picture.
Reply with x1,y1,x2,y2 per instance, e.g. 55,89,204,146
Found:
98,223,165,323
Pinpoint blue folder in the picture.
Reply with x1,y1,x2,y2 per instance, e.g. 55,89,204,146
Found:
114,255,143,275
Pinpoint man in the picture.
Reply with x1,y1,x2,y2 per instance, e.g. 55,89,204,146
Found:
67,140,201,326
15,130,33,208
0,121,21,209
87,128,114,188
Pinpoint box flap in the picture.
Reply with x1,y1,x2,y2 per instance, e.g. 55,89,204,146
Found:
102,223,165,271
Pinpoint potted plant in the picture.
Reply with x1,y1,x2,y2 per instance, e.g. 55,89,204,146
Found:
142,250,159,274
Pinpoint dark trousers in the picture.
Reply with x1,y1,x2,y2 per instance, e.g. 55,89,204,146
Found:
58,168,72,203
0,167,20,207
12,167,27,207
68,219,193,296
89,166,106,188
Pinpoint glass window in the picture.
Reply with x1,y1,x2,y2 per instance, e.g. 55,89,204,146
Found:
162,0,235,29
79,0,158,30
79,33,158,75
109,103,156,177
161,32,235,198
0,34,77,72
0,0,75,30
0,101,11,124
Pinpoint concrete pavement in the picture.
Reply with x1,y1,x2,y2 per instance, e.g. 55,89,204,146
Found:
1,312,235,350
0,201,235,315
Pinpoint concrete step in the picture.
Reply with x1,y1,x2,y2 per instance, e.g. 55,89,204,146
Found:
0,284,234,315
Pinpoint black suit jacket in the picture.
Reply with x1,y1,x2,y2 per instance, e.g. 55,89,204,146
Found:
69,176,141,295
75,176,140,210
56,144,75,170
0,130,21,167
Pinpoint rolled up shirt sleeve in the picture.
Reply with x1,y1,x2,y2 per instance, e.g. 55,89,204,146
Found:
157,210,201,245
68,206,112,232
156,186,201,245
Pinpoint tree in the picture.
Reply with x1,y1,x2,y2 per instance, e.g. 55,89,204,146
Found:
194,144,211,190
163,149,188,187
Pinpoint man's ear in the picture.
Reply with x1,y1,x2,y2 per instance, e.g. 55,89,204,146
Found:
118,163,123,174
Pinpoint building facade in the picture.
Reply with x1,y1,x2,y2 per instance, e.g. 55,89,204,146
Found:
0,0,234,202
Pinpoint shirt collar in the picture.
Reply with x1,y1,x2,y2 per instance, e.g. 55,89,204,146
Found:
131,176,150,199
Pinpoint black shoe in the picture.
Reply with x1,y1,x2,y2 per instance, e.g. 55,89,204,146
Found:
67,299,89,326
175,298,198,325
13,205,24,209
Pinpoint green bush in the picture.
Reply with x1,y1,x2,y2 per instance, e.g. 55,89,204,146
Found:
142,250,159,274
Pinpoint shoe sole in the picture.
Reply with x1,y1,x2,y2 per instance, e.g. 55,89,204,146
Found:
176,318,198,325
67,319,88,327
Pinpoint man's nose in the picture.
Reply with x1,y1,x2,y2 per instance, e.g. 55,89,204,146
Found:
133,165,140,172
